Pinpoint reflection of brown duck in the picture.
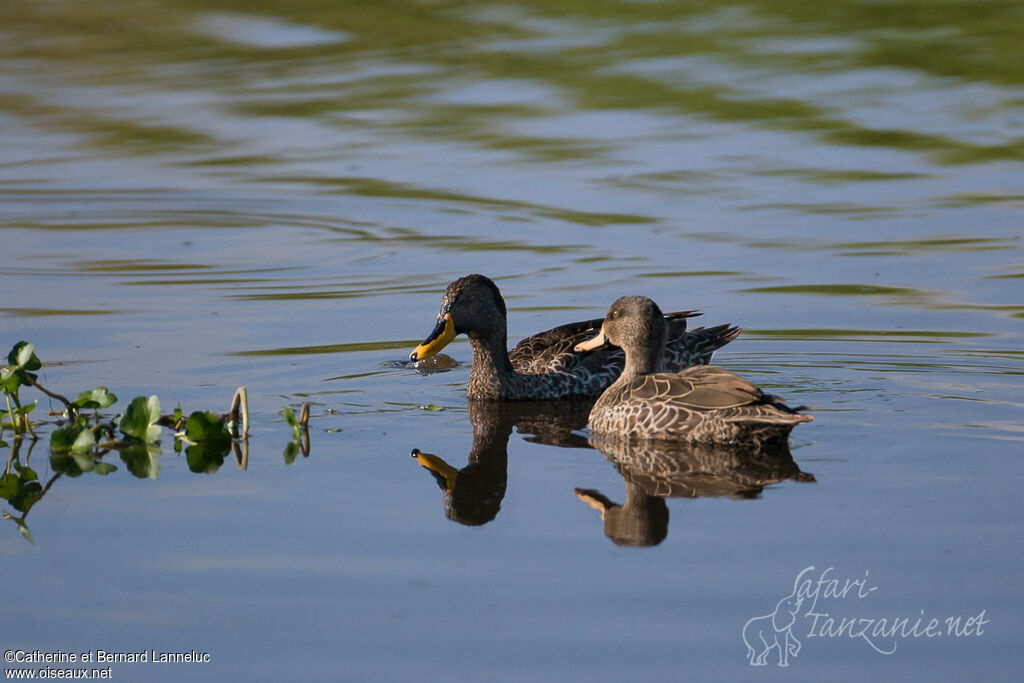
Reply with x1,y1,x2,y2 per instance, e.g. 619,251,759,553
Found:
576,438,815,547
409,274,739,400
411,399,593,526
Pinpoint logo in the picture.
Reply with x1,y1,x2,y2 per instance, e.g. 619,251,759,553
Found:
742,566,988,667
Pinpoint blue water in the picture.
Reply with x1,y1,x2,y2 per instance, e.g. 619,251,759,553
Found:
1,1,1021,680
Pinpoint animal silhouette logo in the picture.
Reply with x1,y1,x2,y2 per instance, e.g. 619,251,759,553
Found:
743,575,805,667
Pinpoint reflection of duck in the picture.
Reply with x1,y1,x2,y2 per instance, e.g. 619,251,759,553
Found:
576,438,815,547
411,399,592,526
409,275,739,400
577,296,811,445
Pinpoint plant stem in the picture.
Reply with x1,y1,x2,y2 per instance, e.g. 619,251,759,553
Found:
27,377,73,412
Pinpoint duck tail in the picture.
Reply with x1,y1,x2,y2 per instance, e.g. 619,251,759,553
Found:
680,322,742,366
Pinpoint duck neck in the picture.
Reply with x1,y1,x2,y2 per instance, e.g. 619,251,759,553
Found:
468,330,515,388
621,320,666,378
622,344,662,377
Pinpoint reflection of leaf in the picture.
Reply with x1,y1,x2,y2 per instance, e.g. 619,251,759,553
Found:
3,511,34,545
0,473,18,499
186,441,229,474
121,395,161,443
283,441,299,465
93,462,117,475
119,442,161,480
12,462,36,481
9,480,42,512
50,451,85,477
74,386,117,410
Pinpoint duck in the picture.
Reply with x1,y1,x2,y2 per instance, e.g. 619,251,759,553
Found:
409,274,740,400
575,295,812,443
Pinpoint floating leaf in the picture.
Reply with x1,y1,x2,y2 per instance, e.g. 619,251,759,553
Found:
74,386,117,410
121,395,161,443
6,342,40,386
50,425,77,453
419,404,445,411
71,428,95,454
185,411,231,445
283,406,301,440
50,422,93,454
9,342,41,371
0,366,18,393
1,366,21,393
283,406,299,427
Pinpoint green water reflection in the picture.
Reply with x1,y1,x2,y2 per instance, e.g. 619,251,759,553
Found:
2,0,1021,166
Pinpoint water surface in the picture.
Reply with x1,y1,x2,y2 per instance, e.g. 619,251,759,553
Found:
1,1,1021,680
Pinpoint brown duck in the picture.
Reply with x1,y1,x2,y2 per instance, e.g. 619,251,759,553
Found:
576,296,812,443
410,274,740,400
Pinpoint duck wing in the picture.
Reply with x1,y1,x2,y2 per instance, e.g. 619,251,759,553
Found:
509,310,703,374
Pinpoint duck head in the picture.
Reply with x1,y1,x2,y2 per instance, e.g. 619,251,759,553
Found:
575,295,667,372
410,274,508,362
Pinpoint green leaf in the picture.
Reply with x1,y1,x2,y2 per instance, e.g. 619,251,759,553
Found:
50,425,77,453
1,366,22,393
121,395,161,443
9,342,41,371
173,404,183,424
119,442,161,480
283,406,301,439
185,411,231,445
71,428,95,454
283,406,299,428
5,342,41,387
74,386,117,410
419,404,445,411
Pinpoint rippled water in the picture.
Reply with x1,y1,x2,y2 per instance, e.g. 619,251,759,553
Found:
1,1,1021,680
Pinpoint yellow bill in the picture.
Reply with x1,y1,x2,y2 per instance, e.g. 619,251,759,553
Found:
410,313,456,361
574,328,608,353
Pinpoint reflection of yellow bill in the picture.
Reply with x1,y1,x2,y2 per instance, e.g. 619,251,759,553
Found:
574,328,608,353
410,313,456,362
411,449,458,491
